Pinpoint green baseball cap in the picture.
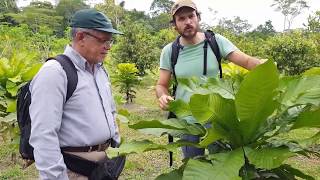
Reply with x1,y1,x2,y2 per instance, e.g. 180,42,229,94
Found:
70,9,123,35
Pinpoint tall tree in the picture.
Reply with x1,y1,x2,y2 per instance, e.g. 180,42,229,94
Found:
253,20,276,35
150,0,173,16
0,0,18,13
217,16,252,34
10,1,63,34
271,0,309,30
111,16,161,76
55,0,89,37
305,10,320,33
96,0,126,28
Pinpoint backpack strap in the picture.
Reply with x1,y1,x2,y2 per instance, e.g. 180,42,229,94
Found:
170,35,183,97
168,36,183,167
204,30,223,78
46,54,78,101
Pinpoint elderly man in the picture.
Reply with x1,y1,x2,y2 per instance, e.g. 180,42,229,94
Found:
29,9,124,179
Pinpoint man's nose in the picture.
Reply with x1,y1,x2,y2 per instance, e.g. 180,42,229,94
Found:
185,17,192,25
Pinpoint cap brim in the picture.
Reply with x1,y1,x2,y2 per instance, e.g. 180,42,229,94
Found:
94,28,124,35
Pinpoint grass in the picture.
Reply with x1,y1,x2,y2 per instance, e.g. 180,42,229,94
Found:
0,76,319,179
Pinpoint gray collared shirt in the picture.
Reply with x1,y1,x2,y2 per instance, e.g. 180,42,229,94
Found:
29,45,119,180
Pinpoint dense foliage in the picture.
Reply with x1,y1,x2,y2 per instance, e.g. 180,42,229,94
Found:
0,0,319,178
109,61,320,179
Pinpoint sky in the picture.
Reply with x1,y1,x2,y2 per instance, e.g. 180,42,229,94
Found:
17,0,320,32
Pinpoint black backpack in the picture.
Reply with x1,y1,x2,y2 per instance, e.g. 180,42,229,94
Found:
168,30,222,166
17,54,78,160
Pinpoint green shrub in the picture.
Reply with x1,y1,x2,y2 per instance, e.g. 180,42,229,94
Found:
113,63,140,103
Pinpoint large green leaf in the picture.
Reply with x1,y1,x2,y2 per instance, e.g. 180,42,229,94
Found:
199,127,225,147
189,94,237,124
156,168,183,180
247,147,295,169
235,60,279,144
273,164,315,180
168,99,191,118
278,75,320,107
107,140,198,157
303,67,320,76
189,93,242,146
6,80,19,97
5,98,16,113
183,159,218,180
292,108,320,129
137,128,190,137
205,78,237,99
178,77,236,99
296,131,320,148
21,63,42,81
189,94,215,124
184,149,244,180
129,119,205,137
178,77,202,93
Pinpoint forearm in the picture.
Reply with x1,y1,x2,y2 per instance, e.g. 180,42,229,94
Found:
245,55,261,70
156,84,169,98
228,50,262,70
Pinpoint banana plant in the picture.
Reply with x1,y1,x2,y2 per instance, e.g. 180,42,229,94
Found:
108,61,320,180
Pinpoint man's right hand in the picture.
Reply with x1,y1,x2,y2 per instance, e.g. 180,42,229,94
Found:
158,94,174,110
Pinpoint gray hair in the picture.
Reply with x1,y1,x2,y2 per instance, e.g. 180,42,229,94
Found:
70,28,94,40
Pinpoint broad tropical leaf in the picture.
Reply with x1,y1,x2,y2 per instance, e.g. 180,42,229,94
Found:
247,147,295,169
107,140,198,157
189,93,243,146
205,78,236,99
303,67,320,76
184,149,244,180
296,131,320,148
21,63,42,81
273,164,315,180
183,159,219,180
129,119,205,136
236,60,279,144
199,126,225,147
292,108,320,129
156,168,183,180
178,77,236,99
168,99,191,118
6,80,18,96
5,98,16,113
278,75,320,107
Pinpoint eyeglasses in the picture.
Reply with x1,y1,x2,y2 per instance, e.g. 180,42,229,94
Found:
83,32,114,46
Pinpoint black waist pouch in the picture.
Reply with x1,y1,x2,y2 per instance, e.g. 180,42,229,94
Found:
62,152,126,180
89,156,126,180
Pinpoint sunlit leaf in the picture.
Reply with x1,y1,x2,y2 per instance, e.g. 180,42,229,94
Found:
155,167,183,180
236,60,279,144
107,140,198,158
292,108,320,129
168,99,191,118
184,149,243,180
6,98,16,112
21,63,42,81
247,147,295,169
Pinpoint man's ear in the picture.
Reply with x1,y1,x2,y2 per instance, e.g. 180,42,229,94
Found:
75,31,85,41
197,13,201,21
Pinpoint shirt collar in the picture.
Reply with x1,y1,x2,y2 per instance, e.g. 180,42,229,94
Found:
63,45,103,72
